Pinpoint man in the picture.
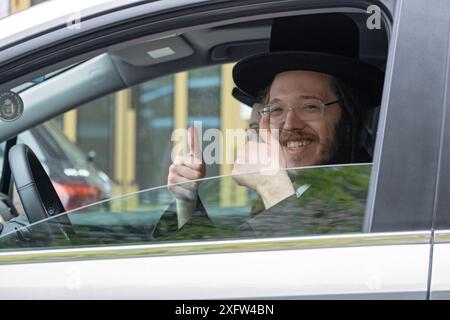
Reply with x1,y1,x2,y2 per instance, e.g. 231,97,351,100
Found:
231,87,261,134
232,87,266,216
156,13,384,237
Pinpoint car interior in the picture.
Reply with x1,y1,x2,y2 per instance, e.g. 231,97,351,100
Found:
0,9,389,248
0,12,388,140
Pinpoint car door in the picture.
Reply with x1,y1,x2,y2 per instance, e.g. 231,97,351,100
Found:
427,1,450,296
0,0,444,299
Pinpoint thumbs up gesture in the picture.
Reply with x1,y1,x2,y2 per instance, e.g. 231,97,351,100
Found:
232,115,295,209
167,126,206,201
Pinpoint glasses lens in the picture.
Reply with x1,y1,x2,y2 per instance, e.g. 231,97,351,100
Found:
298,102,323,120
260,106,271,116
267,101,325,124
267,104,284,125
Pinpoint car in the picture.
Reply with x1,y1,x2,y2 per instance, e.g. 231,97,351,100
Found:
0,0,449,300
0,121,114,216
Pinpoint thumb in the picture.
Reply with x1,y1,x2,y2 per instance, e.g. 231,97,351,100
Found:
188,126,203,160
259,115,271,144
259,114,270,131
258,114,283,170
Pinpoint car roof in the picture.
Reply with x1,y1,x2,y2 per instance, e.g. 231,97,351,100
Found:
0,0,144,48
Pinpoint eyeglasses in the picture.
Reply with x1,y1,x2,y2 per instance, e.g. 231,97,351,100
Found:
256,98,341,125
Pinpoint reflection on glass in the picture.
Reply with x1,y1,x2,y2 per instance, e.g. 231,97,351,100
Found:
0,164,371,250
136,75,174,205
77,95,116,178
188,66,221,181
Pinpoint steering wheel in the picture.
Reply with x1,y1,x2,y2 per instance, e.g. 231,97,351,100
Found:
8,144,75,242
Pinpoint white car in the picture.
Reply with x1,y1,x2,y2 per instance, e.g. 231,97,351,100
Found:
0,0,449,300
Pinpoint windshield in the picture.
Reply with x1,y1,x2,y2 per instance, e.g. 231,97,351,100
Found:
11,63,82,94
0,164,371,250
38,121,88,165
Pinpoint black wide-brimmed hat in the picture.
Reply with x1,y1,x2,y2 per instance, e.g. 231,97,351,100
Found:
233,13,385,105
232,87,258,106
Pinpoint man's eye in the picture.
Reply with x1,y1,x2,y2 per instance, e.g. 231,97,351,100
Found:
302,104,321,112
270,106,284,115
260,107,271,116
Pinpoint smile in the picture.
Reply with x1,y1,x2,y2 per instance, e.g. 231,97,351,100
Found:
285,140,312,148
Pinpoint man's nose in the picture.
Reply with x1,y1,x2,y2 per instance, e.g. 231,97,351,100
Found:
282,108,308,130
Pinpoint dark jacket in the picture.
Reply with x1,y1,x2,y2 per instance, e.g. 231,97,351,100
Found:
151,166,371,241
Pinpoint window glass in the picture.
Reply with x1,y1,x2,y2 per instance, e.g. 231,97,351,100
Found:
15,122,113,212
77,95,116,178
0,165,371,249
31,0,50,5
188,66,221,201
51,116,64,131
136,75,174,205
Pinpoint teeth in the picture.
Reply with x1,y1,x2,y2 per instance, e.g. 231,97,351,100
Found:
287,140,309,148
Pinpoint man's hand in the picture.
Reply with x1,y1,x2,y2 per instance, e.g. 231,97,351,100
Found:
167,126,206,229
168,126,206,202
232,115,295,209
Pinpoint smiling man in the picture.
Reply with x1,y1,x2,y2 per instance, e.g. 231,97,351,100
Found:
228,13,384,210
231,70,366,209
158,13,384,236
263,71,344,168
231,70,352,209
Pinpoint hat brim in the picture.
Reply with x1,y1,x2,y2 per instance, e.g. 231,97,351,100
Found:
233,51,385,106
232,87,258,106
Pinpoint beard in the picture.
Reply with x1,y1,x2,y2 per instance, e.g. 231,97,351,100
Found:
284,115,353,181
280,112,353,176
322,111,353,165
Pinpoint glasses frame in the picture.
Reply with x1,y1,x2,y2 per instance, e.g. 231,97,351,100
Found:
257,98,341,122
